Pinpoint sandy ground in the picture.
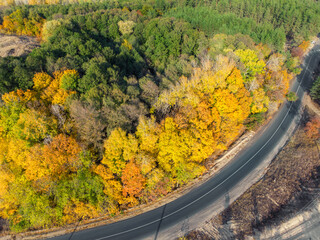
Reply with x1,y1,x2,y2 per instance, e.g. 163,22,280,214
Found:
0,34,39,57
257,196,320,240
254,97,320,240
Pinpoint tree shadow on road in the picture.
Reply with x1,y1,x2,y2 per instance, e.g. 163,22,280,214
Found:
219,191,235,239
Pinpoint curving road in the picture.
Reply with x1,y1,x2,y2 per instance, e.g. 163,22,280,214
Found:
49,44,320,240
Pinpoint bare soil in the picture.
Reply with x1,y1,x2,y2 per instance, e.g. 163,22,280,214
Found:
183,106,320,240
0,34,39,58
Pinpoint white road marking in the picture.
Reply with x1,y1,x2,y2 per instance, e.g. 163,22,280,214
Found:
94,48,319,240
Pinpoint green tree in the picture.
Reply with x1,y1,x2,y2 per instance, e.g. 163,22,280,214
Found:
311,77,320,100
286,91,298,102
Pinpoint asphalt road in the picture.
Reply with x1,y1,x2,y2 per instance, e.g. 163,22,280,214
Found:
49,45,320,240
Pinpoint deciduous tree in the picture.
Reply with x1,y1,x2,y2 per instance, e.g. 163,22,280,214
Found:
102,128,138,176
305,117,320,140
121,161,145,198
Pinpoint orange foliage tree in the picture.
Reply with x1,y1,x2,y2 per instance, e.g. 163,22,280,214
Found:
0,68,88,229
25,134,82,190
305,117,320,140
100,56,254,191
0,9,45,37
0,33,299,230
121,161,146,199
298,40,310,52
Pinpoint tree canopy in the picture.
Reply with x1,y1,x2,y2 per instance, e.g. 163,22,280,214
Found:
0,0,314,232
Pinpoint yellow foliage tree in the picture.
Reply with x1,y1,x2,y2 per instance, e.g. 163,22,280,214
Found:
12,109,58,143
235,49,266,82
102,128,138,176
134,116,159,175
2,89,35,104
157,117,206,184
93,163,126,213
0,167,14,198
251,88,269,113
298,40,310,52
33,72,53,91
122,39,133,51
62,199,99,224
25,144,51,190
153,57,252,183
25,134,82,190
136,116,159,154
0,138,9,165
118,20,135,35
32,70,76,105
28,0,46,5
135,152,157,176
0,0,15,6
0,171,19,220
41,19,61,41
6,139,30,171
0,9,44,37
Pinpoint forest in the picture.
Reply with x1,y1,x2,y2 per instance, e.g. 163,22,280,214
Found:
0,0,317,232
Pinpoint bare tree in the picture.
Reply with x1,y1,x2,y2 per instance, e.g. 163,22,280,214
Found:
69,100,106,152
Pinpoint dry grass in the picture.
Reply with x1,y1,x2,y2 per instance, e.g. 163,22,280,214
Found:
0,34,39,58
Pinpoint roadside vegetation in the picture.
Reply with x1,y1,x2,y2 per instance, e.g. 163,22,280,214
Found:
184,107,320,240
0,0,318,233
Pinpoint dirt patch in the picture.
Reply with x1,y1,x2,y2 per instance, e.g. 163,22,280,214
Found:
0,218,9,236
0,34,40,58
256,169,320,239
183,105,320,240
